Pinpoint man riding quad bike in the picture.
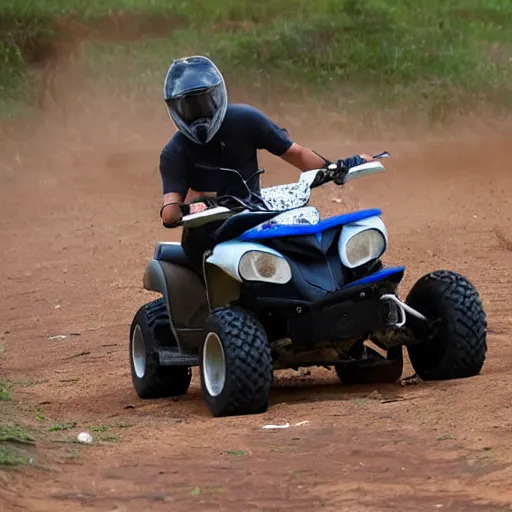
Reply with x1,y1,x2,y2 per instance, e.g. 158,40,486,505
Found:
128,56,487,417
158,55,373,265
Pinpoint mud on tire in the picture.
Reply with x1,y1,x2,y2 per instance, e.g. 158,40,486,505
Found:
200,307,272,417
130,298,192,399
405,270,487,381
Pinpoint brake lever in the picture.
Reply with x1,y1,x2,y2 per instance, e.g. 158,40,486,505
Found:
372,151,390,159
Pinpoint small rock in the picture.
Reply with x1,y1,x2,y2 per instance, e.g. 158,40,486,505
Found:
77,432,93,444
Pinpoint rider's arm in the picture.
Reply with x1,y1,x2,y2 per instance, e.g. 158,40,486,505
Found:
280,142,330,171
281,143,374,172
159,140,189,228
246,105,373,172
160,192,184,227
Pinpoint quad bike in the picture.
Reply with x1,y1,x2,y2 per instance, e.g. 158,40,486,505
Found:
129,152,487,417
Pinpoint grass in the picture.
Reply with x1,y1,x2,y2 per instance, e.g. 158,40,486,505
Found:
0,425,34,444
2,0,512,117
99,434,119,442
436,434,456,441
35,412,47,422
0,379,31,466
47,422,77,432
0,447,26,466
190,485,226,496
0,424,34,467
226,449,247,456
91,425,109,432
0,381,10,401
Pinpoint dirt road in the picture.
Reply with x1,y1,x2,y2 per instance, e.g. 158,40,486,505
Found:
1,107,512,511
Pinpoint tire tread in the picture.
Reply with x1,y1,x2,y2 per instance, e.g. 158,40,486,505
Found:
406,270,487,380
202,307,272,417
130,298,191,399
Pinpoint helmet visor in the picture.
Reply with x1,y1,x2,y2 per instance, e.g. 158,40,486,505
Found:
167,87,222,123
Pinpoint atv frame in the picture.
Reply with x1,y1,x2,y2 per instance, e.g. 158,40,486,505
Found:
130,156,487,416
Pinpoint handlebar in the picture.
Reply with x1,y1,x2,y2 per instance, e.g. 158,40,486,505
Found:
176,192,271,218
174,150,390,223
308,150,390,188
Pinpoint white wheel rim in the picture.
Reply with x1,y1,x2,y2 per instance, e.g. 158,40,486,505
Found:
203,332,226,397
132,324,146,379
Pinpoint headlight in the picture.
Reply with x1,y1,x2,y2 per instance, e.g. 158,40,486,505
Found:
238,251,292,284
345,229,386,267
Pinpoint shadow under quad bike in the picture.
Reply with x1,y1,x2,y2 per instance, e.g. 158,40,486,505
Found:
129,152,487,417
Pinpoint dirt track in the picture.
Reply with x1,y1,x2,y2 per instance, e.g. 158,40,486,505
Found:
1,103,512,511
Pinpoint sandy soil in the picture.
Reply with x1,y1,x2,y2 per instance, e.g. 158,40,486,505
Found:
1,96,512,512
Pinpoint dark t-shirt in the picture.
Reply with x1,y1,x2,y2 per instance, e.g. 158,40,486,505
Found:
159,103,294,197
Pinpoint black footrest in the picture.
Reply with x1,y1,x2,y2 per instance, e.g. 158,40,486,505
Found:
157,348,199,367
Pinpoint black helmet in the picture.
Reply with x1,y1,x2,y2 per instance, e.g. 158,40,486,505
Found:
163,55,228,144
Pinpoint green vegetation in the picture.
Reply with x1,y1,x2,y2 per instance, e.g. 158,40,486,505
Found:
0,447,26,466
91,425,109,432
2,0,512,117
0,382,10,401
0,424,34,467
0,424,34,444
35,412,47,422
436,433,456,441
226,449,247,456
99,434,119,442
47,422,76,432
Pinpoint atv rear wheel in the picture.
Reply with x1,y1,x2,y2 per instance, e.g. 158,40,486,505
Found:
200,307,272,417
405,270,487,381
130,299,192,399
335,346,403,385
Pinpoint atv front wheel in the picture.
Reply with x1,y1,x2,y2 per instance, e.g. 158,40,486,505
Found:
130,299,192,399
335,346,403,385
405,270,487,381
200,307,272,417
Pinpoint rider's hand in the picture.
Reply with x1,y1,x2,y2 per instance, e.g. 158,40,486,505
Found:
332,153,373,186
339,154,373,170
189,202,208,214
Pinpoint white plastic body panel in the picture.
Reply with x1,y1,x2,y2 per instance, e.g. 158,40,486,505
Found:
179,206,233,228
344,161,385,183
261,181,311,211
299,169,324,187
338,216,388,268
